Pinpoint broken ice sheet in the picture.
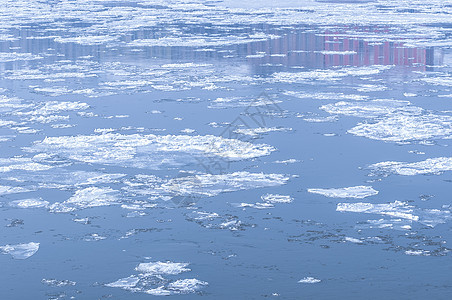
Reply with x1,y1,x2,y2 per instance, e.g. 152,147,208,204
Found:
105,261,207,295
337,201,451,227
348,113,452,143
9,198,49,209
186,211,253,231
369,157,452,176
49,187,119,213
308,186,378,199
0,242,40,259
25,133,275,169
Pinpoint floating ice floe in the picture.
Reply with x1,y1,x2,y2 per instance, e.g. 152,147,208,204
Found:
9,199,49,208
234,127,292,137
261,194,293,203
369,157,452,176
0,185,33,195
26,133,275,168
271,65,392,83
320,100,421,118
0,157,55,173
106,261,207,295
283,91,368,101
348,113,452,142
298,277,321,284
41,279,76,287
0,242,40,259
235,194,293,209
0,52,42,62
337,201,451,227
308,186,378,199
49,187,119,213
161,172,290,198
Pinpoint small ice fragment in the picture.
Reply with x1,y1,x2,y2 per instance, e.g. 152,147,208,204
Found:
298,277,321,284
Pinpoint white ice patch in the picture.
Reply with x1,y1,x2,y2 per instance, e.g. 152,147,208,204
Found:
308,186,378,199
49,187,119,213
344,237,363,244
272,65,392,83
0,242,40,259
9,199,49,209
26,133,275,168
0,157,55,173
106,260,207,295
261,194,293,203
135,262,190,275
161,172,290,198
0,185,33,195
348,113,452,142
320,100,421,118
369,157,452,176
337,201,451,227
298,277,321,284
0,52,42,62
234,127,291,137
41,279,76,287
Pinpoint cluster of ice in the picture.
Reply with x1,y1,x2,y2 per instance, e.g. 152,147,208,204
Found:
26,134,275,168
369,157,452,176
186,211,249,231
308,186,378,199
0,52,42,62
41,279,76,287
0,242,40,259
106,261,207,295
337,201,451,227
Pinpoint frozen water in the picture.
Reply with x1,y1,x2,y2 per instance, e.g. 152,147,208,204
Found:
0,242,40,259
369,157,452,176
308,186,378,199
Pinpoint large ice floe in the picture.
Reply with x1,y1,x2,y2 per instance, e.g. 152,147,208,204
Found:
124,172,290,199
49,187,119,213
369,157,452,176
25,134,275,168
320,99,452,143
105,261,207,296
308,186,378,199
0,242,40,259
337,201,451,227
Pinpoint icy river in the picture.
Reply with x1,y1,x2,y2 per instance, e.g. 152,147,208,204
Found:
0,0,451,299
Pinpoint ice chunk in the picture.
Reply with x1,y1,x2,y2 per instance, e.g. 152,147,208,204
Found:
9,199,49,208
348,113,452,142
26,133,275,168
49,187,119,213
0,242,40,259
298,277,321,284
369,157,452,176
308,186,378,199
261,194,293,203
135,262,190,275
168,279,208,293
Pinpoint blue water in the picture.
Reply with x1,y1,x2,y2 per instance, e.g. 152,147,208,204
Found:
0,0,451,299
